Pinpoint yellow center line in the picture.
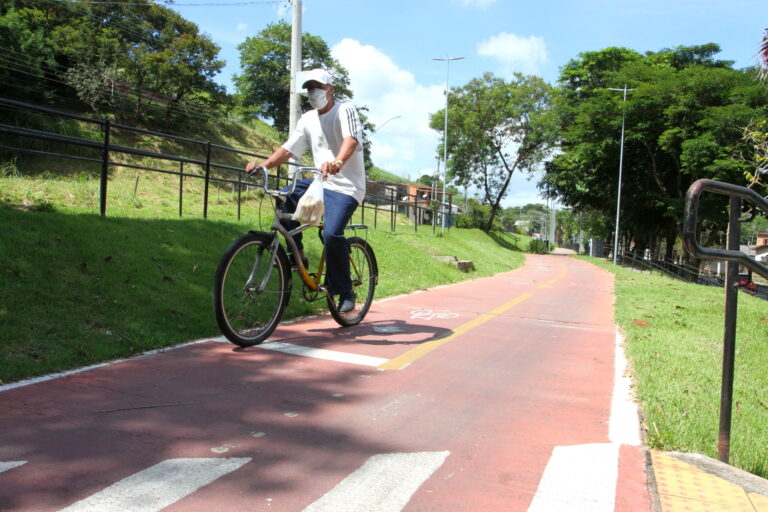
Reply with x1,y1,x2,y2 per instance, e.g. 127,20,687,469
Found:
378,259,569,371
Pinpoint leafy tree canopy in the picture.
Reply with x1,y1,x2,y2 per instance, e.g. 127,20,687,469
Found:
234,19,351,133
542,43,768,255
1,0,225,124
431,72,556,232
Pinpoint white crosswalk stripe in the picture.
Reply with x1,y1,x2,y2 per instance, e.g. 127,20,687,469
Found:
527,443,619,512
57,457,251,512
302,451,450,512
0,461,27,473
258,341,390,367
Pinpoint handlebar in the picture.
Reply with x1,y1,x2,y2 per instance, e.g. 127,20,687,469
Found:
250,166,321,197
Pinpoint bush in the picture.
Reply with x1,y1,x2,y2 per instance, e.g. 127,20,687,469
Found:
455,199,504,230
527,239,550,254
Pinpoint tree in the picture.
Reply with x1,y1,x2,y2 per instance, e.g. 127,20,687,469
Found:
62,60,119,113
417,173,438,187
542,44,768,257
0,7,57,101
2,0,226,125
107,2,225,122
234,20,351,133
431,72,555,232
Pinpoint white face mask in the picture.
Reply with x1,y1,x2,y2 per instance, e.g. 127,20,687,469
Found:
308,87,329,110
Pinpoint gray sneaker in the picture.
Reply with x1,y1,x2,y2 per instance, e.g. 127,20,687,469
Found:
337,293,356,313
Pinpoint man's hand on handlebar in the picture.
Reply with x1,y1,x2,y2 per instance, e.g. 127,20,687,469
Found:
245,162,267,175
320,159,342,180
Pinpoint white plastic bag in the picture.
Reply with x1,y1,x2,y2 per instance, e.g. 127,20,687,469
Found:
292,177,324,225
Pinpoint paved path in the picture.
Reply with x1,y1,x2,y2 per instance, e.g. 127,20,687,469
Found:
2,254,651,511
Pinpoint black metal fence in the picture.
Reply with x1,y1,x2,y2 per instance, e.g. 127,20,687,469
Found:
616,250,726,285
0,96,453,232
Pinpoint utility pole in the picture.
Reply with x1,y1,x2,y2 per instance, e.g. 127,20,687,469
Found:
433,56,463,233
288,0,302,135
549,198,556,247
608,85,634,264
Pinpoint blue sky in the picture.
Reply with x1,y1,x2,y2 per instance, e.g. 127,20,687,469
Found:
170,0,767,206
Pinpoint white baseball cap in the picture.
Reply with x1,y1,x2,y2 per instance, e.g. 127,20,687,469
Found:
301,68,332,88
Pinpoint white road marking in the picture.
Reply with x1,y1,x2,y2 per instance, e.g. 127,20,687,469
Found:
0,461,27,473
610,329,641,445
528,330,642,511
302,451,450,512
527,443,619,512
57,457,251,512
0,339,214,392
407,307,459,321
258,341,389,367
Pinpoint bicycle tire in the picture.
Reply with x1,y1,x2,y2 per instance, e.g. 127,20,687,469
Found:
213,231,291,346
328,237,378,327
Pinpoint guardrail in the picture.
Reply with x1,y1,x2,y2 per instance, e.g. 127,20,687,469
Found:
0,97,452,232
616,250,726,287
682,178,768,463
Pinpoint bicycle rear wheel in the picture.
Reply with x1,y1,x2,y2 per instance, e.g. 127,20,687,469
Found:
213,231,291,346
328,237,378,327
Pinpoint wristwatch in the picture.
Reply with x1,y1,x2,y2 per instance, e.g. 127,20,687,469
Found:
333,159,344,168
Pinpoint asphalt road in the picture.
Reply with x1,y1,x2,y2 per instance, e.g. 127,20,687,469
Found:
0,254,652,511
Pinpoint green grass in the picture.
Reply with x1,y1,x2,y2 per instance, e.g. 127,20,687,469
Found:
578,256,768,478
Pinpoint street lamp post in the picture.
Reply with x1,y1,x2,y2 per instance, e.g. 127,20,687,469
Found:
608,85,634,265
288,0,302,135
433,56,463,233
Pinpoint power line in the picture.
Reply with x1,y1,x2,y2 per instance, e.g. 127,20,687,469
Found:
0,60,225,124
2,0,238,123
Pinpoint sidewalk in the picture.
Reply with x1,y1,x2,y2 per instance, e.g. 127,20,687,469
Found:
648,450,768,512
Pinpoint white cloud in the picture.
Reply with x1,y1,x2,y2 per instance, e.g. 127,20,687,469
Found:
477,32,548,76
330,38,545,205
331,38,445,177
236,22,247,31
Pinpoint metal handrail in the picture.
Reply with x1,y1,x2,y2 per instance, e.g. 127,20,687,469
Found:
682,178,768,465
0,96,455,230
683,179,768,280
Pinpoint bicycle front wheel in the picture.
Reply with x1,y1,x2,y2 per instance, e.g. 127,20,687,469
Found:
213,232,291,346
328,237,378,327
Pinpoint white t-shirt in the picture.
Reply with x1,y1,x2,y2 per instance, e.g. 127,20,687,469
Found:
282,102,366,204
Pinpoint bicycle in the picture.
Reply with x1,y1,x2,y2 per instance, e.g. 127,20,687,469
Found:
212,166,378,347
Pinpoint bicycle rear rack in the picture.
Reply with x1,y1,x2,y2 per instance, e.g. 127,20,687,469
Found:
682,178,768,463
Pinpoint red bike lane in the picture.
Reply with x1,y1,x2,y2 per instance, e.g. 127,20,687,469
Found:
0,254,652,511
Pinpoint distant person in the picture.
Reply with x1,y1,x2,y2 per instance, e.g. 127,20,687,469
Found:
245,68,365,313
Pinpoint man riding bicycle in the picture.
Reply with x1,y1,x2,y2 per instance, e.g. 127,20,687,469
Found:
245,68,365,313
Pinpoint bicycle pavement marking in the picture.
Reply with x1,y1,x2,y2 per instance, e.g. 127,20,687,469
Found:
377,258,569,371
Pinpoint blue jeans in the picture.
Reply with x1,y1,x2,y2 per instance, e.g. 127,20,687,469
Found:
280,178,358,298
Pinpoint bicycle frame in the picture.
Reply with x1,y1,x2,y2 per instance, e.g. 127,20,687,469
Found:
252,166,330,294
273,216,327,292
